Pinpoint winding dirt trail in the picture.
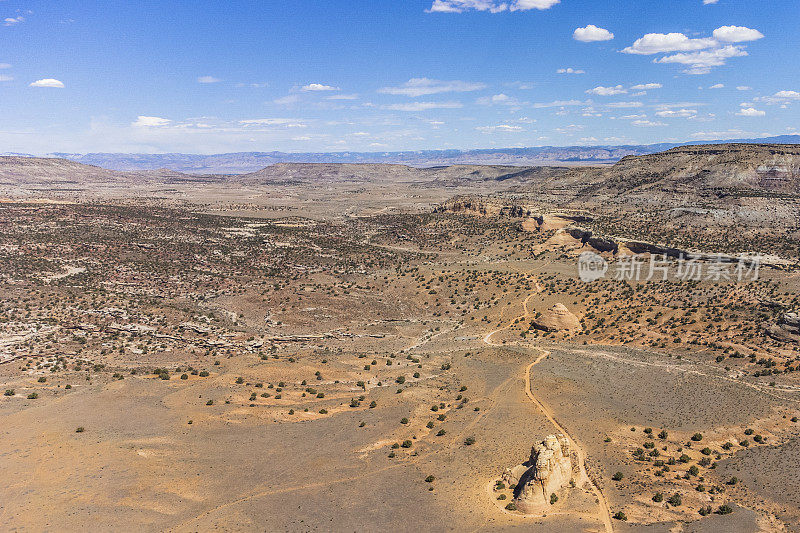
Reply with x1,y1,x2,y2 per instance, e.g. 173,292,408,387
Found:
483,286,614,533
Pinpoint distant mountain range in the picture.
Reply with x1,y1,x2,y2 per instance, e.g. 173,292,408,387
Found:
7,135,798,174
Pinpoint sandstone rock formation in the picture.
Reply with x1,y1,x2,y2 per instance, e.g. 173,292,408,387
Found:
502,434,573,512
533,303,581,333
766,312,800,342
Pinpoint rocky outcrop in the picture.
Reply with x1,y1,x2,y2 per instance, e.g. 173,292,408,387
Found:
502,434,573,512
766,312,800,342
533,303,582,333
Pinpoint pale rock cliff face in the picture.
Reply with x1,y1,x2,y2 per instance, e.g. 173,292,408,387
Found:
502,434,573,512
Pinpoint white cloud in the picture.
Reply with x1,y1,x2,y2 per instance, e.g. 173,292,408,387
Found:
301,83,339,91
713,26,764,43
573,25,614,42
606,101,643,108
622,33,716,55
476,124,524,133
0,75,12,82
132,116,171,127
29,78,64,88
238,118,306,127
555,124,585,134
774,90,800,99
632,119,668,127
655,45,748,75
619,114,647,119
379,78,485,97
736,86,752,91
709,83,725,89
586,85,627,96
326,93,359,100
557,67,585,74
0,63,11,69
382,101,463,111
426,0,559,13
655,108,697,118
630,83,662,90
4,16,24,26
197,75,221,84
531,99,588,108
476,93,524,106
703,0,719,4
623,26,762,74
736,107,765,117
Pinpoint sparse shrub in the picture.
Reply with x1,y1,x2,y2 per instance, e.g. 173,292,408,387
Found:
612,472,624,481
464,436,475,446
613,511,627,521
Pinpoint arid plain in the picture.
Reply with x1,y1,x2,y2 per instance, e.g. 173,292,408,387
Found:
2,144,800,532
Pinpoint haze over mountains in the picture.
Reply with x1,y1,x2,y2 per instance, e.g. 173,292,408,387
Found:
27,135,800,174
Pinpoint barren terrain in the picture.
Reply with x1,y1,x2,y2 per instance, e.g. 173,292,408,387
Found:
2,145,800,531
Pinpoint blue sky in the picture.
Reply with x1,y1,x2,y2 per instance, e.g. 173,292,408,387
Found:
1,0,798,154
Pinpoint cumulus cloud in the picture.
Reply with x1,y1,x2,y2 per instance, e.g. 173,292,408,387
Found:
605,101,643,108
301,83,339,91
713,26,764,43
773,90,800,99
238,118,306,127
655,108,697,118
709,83,725,89
586,85,627,96
753,90,800,105
531,99,588,108
426,0,559,13
557,67,585,74
655,45,748,75
4,16,24,26
29,78,64,88
382,101,463,111
630,83,663,90
632,119,668,127
622,33,716,55
622,26,763,74
197,75,221,84
476,124,524,133
573,25,614,42
379,78,486,97
132,116,171,127
703,0,719,4
736,107,765,117
476,93,525,106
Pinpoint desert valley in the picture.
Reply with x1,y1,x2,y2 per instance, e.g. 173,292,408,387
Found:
2,143,800,531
